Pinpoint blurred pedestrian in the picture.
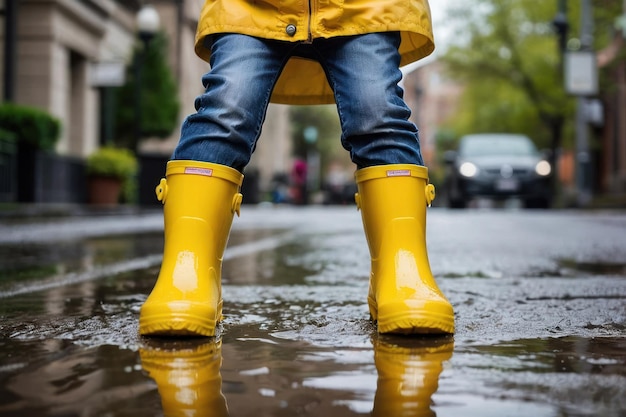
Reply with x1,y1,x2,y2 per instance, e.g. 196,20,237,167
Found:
140,1,454,337
270,172,290,204
290,158,308,205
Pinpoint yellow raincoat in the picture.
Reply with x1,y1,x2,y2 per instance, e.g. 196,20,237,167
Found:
194,0,435,105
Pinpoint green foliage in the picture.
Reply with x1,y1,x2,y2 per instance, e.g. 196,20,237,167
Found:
439,0,623,158
440,0,577,150
0,128,16,143
86,146,138,181
114,31,180,150
0,103,61,150
434,128,459,154
290,105,342,154
87,146,138,203
593,1,624,47
449,82,549,145
593,1,626,93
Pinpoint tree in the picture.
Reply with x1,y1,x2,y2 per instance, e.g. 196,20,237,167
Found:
114,31,180,152
440,0,579,186
440,0,625,199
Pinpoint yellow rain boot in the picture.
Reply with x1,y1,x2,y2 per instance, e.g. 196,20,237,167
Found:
372,336,453,417
139,160,243,337
140,339,229,417
355,164,454,334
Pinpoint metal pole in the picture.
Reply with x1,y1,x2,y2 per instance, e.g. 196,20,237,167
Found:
102,88,114,146
3,0,17,102
575,0,594,206
133,46,143,154
554,0,569,55
551,0,569,200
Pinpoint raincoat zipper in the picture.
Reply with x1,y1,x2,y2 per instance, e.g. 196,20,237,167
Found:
304,0,314,44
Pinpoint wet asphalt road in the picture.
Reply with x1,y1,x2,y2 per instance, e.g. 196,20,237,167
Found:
0,205,625,417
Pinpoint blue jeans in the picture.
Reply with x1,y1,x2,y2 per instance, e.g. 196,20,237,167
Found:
173,32,424,171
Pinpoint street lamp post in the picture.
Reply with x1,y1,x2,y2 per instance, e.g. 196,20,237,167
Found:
552,0,569,71
550,0,569,200
133,5,160,153
576,0,596,206
303,126,319,204
2,0,18,102
555,0,598,207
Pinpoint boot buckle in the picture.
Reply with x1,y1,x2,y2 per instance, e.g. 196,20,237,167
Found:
232,193,243,216
155,178,168,204
354,192,361,210
425,184,436,207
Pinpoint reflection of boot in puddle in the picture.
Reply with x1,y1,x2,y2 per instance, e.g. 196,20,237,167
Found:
372,336,453,417
140,339,229,417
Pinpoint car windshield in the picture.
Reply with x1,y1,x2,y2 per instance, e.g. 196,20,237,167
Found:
459,135,537,157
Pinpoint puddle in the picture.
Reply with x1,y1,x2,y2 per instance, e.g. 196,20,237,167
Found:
0,233,164,292
442,337,626,416
0,229,292,298
0,341,154,417
558,259,626,276
460,336,626,375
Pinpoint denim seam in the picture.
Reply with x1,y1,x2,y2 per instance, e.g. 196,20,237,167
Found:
251,44,301,153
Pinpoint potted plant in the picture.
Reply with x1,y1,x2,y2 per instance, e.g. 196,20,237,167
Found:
86,146,138,205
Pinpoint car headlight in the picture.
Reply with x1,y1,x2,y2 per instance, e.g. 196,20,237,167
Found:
535,160,551,176
459,162,478,177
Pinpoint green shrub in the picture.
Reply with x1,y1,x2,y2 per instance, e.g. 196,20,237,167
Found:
0,103,61,150
0,129,16,155
114,31,180,151
0,128,16,142
86,146,138,180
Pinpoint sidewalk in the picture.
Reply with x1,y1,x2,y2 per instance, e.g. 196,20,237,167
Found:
0,202,159,220
0,203,163,244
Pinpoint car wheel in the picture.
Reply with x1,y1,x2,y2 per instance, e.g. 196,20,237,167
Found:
448,197,467,209
523,197,550,209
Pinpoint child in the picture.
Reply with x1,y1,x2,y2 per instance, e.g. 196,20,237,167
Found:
139,1,454,337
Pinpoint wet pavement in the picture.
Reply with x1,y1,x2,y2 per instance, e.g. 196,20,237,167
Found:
0,205,625,416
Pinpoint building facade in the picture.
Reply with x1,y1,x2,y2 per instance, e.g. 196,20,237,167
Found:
2,0,139,158
0,0,292,203
402,59,463,171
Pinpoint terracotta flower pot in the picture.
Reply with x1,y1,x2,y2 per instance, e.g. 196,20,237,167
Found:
88,176,122,205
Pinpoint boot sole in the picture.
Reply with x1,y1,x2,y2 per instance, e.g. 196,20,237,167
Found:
369,299,455,335
140,313,218,337
377,312,455,335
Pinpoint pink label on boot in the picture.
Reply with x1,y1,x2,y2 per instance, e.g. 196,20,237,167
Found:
386,169,411,177
185,167,213,176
